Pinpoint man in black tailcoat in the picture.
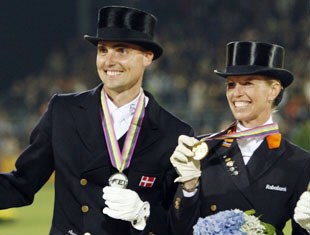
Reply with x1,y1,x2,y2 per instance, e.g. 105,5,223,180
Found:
0,6,193,235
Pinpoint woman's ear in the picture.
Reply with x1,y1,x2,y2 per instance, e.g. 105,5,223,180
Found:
269,81,282,102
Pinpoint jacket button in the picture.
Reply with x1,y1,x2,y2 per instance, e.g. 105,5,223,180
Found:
81,205,89,213
80,178,88,186
210,204,217,212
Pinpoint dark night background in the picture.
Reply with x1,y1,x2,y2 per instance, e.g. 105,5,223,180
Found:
1,0,78,89
0,0,309,149
1,1,308,89
0,0,169,89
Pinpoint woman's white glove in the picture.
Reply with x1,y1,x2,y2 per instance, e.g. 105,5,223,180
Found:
102,186,150,230
170,135,203,182
294,191,310,231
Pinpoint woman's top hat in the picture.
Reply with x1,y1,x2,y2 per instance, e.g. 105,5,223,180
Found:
84,6,163,60
214,41,294,88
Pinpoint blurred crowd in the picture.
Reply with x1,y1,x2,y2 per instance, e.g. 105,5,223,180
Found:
0,0,309,163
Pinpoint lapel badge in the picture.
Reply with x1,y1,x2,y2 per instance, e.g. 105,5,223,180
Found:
229,167,235,171
231,170,239,176
224,157,239,176
139,176,156,188
226,160,234,167
175,197,181,210
222,138,234,148
222,142,232,148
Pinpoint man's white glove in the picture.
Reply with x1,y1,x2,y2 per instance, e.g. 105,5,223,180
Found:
294,191,310,231
170,135,202,183
102,186,150,230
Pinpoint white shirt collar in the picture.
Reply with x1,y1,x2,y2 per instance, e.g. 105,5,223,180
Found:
237,116,273,164
236,116,274,132
105,91,149,140
106,91,142,116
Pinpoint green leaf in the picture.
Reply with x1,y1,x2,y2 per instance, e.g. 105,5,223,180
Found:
261,221,276,235
244,209,256,215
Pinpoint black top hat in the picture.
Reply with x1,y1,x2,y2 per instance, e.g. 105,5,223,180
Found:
84,6,163,60
214,41,294,88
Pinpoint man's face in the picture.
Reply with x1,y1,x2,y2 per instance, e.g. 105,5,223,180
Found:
96,41,153,96
226,75,281,128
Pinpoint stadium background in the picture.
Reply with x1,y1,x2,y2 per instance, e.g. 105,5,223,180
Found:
0,0,309,234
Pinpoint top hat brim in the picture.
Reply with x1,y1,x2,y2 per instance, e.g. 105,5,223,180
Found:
84,35,163,60
214,65,294,88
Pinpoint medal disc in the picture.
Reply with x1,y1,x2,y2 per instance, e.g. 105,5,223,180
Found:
108,172,128,188
192,141,209,160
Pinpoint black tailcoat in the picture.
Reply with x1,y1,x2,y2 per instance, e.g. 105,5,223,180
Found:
0,84,194,235
170,137,310,235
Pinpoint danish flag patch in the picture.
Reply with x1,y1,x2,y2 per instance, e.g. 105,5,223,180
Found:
139,176,156,188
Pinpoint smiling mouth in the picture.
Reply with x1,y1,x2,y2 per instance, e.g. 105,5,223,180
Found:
106,70,122,76
234,101,250,108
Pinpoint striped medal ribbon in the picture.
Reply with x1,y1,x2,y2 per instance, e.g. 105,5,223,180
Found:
100,89,145,188
201,122,280,141
193,122,280,160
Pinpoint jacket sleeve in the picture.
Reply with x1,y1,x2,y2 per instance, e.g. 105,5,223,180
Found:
0,95,56,208
291,154,310,235
169,184,201,235
136,127,195,235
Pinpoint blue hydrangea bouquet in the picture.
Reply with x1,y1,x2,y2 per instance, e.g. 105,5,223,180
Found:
193,209,276,235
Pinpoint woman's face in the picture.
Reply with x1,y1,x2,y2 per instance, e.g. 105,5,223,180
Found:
226,75,281,128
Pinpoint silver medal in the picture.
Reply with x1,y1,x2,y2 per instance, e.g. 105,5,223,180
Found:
108,172,128,188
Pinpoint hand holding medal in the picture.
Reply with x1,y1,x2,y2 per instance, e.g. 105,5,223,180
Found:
192,141,209,160
101,89,150,230
170,135,206,183
102,186,150,230
108,172,128,189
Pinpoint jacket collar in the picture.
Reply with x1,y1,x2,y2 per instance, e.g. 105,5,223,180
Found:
246,137,285,181
69,84,163,174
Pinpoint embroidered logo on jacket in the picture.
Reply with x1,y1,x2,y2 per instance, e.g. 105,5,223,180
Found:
139,176,156,187
265,184,287,192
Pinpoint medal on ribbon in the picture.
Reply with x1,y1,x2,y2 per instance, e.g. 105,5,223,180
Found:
192,141,209,160
108,172,128,188
100,89,145,188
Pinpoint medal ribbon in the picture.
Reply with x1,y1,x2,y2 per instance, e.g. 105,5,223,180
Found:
100,89,145,172
200,122,280,142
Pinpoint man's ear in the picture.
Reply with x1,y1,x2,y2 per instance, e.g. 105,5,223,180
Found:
143,51,154,66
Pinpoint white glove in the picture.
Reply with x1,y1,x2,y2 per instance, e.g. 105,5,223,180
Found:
102,186,150,230
294,191,310,231
170,135,202,183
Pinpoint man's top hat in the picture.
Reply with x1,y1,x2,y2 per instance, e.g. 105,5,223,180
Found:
84,6,163,60
214,41,294,88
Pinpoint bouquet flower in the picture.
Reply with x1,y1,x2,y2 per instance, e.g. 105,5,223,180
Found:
193,209,276,235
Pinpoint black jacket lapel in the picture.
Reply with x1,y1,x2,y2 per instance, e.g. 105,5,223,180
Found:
246,138,284,182
73,88,164,175
70,84,109,172
220,142,250,189
133,91,163,156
